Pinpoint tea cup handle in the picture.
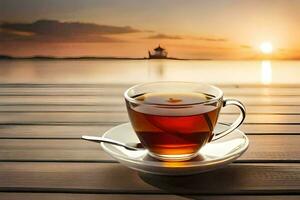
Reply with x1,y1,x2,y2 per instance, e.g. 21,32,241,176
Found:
212,99,246,141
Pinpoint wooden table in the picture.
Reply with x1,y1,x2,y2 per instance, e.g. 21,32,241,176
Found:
0,83,299,200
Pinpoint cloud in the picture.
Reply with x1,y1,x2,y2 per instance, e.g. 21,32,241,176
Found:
0,19,141,43
147,33,182,40
146,33,227,42
191,36,227,42
240,45,252,49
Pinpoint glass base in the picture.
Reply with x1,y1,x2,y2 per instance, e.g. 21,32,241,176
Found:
148,151,198,161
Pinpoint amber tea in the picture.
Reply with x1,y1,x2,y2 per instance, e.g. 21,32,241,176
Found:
126,92,221,159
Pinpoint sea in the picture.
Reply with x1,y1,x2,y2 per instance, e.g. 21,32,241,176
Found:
0,59,299,85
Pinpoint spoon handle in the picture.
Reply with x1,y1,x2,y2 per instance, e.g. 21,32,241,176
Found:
81,135,138,150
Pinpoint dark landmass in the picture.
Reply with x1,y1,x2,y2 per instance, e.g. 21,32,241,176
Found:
1,54,299,60
0,55,144,60
0,55,207,61
0,55,14,59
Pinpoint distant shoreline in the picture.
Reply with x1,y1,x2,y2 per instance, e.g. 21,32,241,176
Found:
1,55,299,61
0,55,202,61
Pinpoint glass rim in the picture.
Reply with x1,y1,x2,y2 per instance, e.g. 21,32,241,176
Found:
124,81,224,106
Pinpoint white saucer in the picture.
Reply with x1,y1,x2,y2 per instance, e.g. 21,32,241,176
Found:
101,122,249,176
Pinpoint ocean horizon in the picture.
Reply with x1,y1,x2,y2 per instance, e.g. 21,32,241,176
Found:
0,54,295,61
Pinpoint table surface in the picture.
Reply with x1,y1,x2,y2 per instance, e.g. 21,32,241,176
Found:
0,83,299,200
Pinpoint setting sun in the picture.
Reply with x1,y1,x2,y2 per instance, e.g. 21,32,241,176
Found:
260,42,273,54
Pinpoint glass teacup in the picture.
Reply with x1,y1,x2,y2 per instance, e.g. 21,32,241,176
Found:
125,81,246,161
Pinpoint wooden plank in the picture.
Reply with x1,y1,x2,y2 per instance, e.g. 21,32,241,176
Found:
0,87,125,96
0,95,300,106
1,83,300,88
0,83,133,88
0,124,299,139
0,139,111,162
0,125,114,138
0,87,126,96
0,135,299,162
0,163,299,194
222,87,300,96
240,124,300,134
227,105,300,114
0,87,300,96
1,105,300,114
0,112,299,124
0,105,126,112
0,193,299,200
0,96,122,105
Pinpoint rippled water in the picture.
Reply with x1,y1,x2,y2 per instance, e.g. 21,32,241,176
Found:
0,59,298,84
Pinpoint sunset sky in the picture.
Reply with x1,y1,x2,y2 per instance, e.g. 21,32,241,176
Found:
1,0,300,59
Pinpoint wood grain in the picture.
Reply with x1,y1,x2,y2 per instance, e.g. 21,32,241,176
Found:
0,83,299,197
0,135,299,162
1,105,300,114
0,95,300,106
0,86,300,96
0,124,299,139
0,112,299,124
0,193,299,200
1,83,300,88
0,125,114,138
0,162,299,194
240,124,300,134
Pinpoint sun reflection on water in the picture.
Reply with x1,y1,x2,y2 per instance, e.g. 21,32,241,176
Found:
261,60,272,84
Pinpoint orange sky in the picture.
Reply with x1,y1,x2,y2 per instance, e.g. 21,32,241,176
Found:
1,0,300,59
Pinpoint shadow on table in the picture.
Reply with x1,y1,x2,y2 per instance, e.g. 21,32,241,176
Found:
138,165,245,199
